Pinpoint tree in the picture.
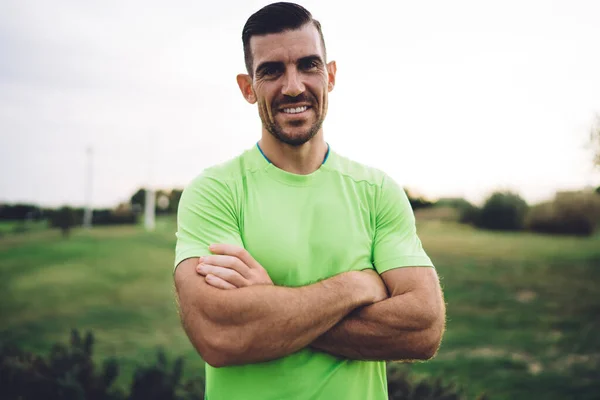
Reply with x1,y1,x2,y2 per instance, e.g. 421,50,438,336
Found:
404,188,433,210
131,188,182,215
478,191,528,231
50,206,76,237
131,188,146,211
169,189,183,214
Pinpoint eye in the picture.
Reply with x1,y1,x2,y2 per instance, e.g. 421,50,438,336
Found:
261,65,282,78
300,59,320,71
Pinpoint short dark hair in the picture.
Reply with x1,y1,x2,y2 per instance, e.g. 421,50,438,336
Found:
242,2,327,75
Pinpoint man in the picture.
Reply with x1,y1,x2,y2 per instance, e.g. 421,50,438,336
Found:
174,3,445,399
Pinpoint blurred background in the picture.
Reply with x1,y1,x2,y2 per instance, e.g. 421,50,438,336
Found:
1,1,599,399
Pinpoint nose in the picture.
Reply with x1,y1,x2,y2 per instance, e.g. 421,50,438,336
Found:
282,68,305,97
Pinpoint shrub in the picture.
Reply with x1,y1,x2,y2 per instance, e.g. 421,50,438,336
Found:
129,348,204,400
433,198,480,225
92,209,138,226
477,191,528,231
387,365,488,400
526,190,600,236
0,330,122,400
0,330,204,400
414,206,460,222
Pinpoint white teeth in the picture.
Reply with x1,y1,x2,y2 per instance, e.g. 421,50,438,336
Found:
282,106,308,114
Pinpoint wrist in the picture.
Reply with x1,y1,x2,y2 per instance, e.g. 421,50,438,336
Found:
339,271,375,307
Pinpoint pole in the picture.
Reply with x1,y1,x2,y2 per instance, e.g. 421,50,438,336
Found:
144,132,156,231
144,188,155,231
83,146,93,228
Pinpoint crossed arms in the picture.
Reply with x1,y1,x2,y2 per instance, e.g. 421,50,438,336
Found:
174,244,445,368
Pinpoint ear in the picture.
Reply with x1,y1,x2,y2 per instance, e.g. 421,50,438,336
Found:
326,61,337,92
236,74,256,104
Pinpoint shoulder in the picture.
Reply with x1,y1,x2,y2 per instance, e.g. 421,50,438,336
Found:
184,147,263,193
326,151,410,214
326,150,391,188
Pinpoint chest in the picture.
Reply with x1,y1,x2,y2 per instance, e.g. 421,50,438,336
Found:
240,180,375,287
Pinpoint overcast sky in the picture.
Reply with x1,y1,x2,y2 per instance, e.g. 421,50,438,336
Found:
1,0,599,208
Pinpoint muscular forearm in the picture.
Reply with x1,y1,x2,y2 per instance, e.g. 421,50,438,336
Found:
311,291,445,361
183,271,377,367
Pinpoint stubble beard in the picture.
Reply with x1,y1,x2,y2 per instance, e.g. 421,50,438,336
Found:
259,100,327,147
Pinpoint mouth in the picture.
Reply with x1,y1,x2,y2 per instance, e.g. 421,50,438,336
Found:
278,105,312,116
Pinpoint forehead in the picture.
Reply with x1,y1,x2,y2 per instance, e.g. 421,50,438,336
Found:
250,24,324,70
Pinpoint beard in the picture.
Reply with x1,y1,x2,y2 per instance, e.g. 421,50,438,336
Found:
259,94,326,147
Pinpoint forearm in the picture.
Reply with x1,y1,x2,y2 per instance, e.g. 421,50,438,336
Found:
311,291,445,361
185,271,374,367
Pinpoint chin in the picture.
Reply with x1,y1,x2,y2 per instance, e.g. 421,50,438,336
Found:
275,131,315,147
265,118,322,147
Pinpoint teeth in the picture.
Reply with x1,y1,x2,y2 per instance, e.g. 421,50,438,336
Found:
282,106,308,114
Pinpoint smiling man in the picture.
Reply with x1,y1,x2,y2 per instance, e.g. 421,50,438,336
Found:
173,3,445,400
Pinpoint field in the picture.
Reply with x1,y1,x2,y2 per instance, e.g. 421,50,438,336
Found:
1,217,599,399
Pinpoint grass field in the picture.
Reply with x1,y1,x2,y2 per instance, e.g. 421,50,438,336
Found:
1,217,599,399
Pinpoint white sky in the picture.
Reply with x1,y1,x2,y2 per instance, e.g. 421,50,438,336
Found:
1,0,599,208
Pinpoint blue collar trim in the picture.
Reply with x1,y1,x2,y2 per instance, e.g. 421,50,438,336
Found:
256,142,330,165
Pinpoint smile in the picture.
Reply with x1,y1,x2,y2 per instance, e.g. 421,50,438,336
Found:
281,106,309,114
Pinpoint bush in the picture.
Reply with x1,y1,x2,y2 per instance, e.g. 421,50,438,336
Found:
92,209,138,226
433,198,480,225
526,190,600,236
387,365,488,400
0,330,122,400
0,330,204,400
477,191,528,231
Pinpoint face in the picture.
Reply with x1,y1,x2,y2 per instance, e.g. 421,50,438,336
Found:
237,24,336,147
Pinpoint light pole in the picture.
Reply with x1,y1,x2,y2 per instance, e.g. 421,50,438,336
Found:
83,146,93,228
144,133,156,231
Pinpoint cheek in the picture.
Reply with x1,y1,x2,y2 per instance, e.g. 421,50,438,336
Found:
308,77,328,102
255,82,275,101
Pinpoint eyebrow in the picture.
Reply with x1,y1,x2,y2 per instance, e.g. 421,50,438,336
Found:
255,54,324,76
298,55,324,66
255,61,284,76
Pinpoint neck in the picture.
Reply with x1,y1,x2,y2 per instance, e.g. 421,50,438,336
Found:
258,130,328,175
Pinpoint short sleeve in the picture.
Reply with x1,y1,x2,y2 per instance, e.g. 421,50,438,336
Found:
174,174,244,273
372,174,434,274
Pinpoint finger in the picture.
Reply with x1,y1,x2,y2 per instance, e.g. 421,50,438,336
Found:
197,263,247,288
201,254,252,278
209,244,261,270
205,274,236,290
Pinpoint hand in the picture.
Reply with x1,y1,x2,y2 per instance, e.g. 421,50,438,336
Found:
357,269,388,303
196,244,273,289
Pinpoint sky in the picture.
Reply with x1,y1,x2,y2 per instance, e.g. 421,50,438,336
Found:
1,0,599,208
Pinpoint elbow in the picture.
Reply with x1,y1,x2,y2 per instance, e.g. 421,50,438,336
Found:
199,345,229,369
194,330,249,368
414,312,445,360
203,354,230,369
414,328,442,360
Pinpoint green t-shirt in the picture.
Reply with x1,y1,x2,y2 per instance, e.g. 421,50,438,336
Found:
175,144,433,400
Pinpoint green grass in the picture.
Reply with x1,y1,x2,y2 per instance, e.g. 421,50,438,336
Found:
0,220,48,235
0,218,205,387
1,218,599,399
409,221,600,399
